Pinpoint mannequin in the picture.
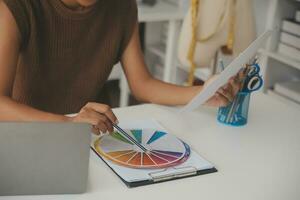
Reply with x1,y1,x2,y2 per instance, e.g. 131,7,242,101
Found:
178,0,256,85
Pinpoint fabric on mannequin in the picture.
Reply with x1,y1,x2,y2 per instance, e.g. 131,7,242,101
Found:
178,0,256,86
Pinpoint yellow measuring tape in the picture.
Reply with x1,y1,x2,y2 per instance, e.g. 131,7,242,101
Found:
187,0,236,86
187,0,200,86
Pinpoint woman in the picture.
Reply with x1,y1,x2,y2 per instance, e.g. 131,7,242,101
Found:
0,0,240,134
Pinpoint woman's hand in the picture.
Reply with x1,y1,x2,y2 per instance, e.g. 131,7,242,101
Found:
68,103,118,135
204,72,243,107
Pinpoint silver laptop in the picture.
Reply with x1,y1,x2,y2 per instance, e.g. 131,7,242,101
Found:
0,122,91,196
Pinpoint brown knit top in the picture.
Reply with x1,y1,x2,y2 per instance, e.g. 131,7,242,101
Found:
3,0,137,114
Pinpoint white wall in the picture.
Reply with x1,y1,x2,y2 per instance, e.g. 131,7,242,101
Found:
253,0,271,35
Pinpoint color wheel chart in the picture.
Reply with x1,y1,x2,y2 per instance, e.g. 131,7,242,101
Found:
94,129,191,169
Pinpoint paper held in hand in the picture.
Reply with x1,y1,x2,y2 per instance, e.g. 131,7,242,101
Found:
180,30,273,113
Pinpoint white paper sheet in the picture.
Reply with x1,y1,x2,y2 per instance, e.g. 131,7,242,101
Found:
180,30,273,113
91,119,215,183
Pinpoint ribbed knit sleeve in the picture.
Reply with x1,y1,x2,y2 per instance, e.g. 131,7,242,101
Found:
2,0,30,49
117,0,138,60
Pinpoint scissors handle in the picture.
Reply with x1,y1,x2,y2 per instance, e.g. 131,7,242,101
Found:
247,63,261,77
242,75,263,93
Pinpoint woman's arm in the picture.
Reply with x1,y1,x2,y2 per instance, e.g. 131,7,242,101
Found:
0,1,68,122
121,24,240,107
0,1,117,134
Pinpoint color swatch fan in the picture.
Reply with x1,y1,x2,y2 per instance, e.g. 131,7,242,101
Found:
94,129,191,169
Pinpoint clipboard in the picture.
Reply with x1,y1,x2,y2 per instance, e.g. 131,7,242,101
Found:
91,119,217,188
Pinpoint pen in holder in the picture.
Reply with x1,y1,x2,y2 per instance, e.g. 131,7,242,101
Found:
217,62,263,127
217,91,251,126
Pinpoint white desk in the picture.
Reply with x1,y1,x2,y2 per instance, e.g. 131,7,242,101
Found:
116,2,186,107
2,93,300,200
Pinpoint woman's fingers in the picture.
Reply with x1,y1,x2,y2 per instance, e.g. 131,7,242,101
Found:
102,117,114,133
97,122,110,134
205,68,249,107
85,109,113,133
85,103,118,124
229,77,240,96
71,105,116,134
92,126,100,135
215,92,230,107
205,91,230,107
218,85,234,102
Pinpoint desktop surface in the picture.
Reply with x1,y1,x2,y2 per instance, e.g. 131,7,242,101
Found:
1,93,299,200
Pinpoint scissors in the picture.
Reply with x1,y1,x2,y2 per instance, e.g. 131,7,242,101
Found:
223,62,264,124
242,63,263,93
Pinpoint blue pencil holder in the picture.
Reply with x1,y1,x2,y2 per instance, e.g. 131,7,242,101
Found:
217,92,251,126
